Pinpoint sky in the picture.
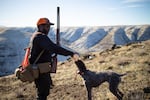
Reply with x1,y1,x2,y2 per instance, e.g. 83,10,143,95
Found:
0,0,150,27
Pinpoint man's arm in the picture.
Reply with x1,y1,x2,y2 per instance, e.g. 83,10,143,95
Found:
39,35,74,56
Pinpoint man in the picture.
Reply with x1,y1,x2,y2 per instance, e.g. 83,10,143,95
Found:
29,18,79,100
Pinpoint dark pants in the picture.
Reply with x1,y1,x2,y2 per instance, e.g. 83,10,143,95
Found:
35,73,52,100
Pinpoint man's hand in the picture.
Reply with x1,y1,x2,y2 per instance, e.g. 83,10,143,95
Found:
72,53,80,61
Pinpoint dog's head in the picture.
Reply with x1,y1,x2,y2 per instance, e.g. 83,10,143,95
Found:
75,60,87,74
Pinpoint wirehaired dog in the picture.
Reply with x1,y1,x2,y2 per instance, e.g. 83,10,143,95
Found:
75,60,126,100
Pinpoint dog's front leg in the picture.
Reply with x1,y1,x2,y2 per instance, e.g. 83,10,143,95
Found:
86,84,92,100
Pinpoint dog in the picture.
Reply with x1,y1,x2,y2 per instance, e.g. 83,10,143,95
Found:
75,60,126,100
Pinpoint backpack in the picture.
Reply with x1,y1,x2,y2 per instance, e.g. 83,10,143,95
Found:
15,47,36,82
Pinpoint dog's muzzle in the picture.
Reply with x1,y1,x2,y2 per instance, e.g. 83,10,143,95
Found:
77,71,84,75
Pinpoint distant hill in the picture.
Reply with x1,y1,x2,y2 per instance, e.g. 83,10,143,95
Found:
0,39,150,100
0,25,150,76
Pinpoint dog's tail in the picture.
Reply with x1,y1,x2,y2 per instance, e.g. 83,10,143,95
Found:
119,73,127,77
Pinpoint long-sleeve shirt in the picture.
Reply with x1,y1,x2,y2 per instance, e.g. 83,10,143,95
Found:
29,32,74,64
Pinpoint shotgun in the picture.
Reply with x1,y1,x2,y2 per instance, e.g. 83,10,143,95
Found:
51,7,60,73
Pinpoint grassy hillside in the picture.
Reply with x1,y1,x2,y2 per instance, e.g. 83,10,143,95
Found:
0,40,150,100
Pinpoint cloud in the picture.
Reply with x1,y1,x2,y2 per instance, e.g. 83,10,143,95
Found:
122,0,150,3
107,7,118,11
126,4,143,8
107,0,148,12
107,4,142,11
121,0,149,8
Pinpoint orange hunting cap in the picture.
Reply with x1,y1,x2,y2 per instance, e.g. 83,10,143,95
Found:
37,18,54,26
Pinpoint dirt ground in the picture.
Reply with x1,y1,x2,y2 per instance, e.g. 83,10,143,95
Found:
0,40,150,100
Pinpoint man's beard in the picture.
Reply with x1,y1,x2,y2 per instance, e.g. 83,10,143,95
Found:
43,29,49,35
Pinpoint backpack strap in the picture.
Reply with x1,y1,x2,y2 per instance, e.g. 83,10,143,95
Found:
33,50,45,64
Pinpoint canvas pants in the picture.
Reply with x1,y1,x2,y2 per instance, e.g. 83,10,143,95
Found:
35,73,52,100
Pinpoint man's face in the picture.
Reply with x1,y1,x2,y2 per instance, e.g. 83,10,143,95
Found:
43,24,51,35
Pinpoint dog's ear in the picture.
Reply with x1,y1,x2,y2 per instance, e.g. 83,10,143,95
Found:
75,60,87,72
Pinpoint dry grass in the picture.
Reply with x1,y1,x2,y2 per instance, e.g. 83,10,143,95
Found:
0,40,150,100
